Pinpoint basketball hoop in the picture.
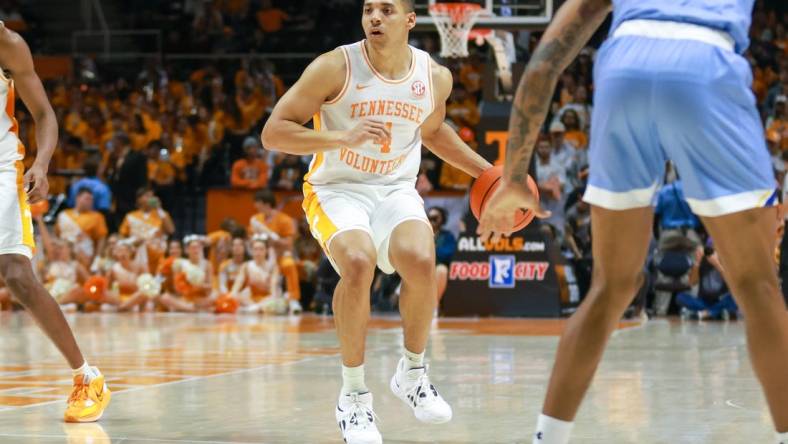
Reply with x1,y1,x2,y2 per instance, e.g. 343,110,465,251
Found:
428,3,484,58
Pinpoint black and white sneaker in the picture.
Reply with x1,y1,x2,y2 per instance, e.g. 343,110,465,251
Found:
390,358,452,424
335,392,382,444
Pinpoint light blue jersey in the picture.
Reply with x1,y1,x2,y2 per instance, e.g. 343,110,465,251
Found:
611,0,753,53
583,2,777,217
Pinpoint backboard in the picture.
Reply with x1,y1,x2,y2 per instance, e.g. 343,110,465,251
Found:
414,0,554,29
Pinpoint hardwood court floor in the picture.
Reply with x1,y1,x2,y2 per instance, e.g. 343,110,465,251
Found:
0,312,774,443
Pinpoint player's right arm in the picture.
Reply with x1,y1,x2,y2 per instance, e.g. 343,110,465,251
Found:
261,49,390,154
478,0,610,241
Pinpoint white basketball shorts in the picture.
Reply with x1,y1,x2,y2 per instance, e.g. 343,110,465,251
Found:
302,182,429,275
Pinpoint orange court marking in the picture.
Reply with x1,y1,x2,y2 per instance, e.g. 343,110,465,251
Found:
0,344,341,408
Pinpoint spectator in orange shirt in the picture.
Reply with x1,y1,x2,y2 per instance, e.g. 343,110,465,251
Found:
256,0,289,33
146,140,178,213
439,126,475,190
560,109,588,150
49,136,87,195
231,137,269,189
128,114,149,151
446,84,480,128
248,190,301,314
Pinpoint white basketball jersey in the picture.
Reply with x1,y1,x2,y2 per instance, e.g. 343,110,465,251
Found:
0,77,22,164
305,41,435,186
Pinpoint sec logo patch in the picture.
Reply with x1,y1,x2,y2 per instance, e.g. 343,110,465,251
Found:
411,80,426,98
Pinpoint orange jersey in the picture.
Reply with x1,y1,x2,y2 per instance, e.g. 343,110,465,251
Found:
249,211,295,239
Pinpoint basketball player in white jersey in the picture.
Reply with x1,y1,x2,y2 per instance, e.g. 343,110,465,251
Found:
262,1,492,442
0,23,110,422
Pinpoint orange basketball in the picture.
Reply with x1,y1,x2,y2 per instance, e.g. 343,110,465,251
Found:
215,294,240,314
470,165,539,232
29,200,49,218
83,275,107,302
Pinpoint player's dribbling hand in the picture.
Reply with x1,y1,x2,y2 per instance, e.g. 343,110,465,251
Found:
477,180,551,243
24,165,49,204
340,119,391,148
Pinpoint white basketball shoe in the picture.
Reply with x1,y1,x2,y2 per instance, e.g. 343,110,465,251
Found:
335,392,382,444
390,357,452,424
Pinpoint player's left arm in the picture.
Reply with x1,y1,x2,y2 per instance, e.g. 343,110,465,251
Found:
0,24,57,203
420,61,492,179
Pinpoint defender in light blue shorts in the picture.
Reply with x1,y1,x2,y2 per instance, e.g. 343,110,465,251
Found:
478,1,788,443
583,3,777,216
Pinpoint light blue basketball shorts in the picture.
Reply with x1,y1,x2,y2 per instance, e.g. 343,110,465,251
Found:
584,22,777,217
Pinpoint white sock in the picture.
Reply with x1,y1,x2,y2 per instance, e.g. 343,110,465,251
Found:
403,348,425,370
533,414,573,444
71,362,98,381
777,431,788,444
341,364,368,395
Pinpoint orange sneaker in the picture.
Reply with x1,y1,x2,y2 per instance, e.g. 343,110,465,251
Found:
64,372,111,423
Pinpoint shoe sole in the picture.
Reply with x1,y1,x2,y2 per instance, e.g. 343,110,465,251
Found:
64,389,111,423
389,375,452,424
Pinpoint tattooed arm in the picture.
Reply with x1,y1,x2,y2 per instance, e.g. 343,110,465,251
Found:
478,0,611,240
505,0,611,186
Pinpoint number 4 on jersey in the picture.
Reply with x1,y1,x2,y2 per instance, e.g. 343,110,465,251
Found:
377,122,393,153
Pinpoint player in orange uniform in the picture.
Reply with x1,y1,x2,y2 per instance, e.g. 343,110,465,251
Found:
262,1,491,442
0,23,110,421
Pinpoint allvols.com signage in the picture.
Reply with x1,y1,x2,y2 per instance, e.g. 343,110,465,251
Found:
439,103,561,317
443,233,561,318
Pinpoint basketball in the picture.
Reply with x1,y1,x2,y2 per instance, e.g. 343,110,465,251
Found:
29,199,48,218
470,165,539,232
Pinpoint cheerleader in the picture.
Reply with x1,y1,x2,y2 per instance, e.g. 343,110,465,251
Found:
108,241,151,311
218,237,247,295
170,235,217,311
157,238,199,312
231,235,281,313
35,215,91,309
90,234,119,277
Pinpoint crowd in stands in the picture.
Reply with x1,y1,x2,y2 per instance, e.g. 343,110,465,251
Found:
0,1,784,317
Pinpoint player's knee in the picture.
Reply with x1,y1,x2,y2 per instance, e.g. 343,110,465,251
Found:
340,252,376,287
397,249,435,281
0,261,34,301
724,271,779,310
587,273,641,310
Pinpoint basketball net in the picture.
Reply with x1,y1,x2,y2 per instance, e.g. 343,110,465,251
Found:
429,3,483,58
